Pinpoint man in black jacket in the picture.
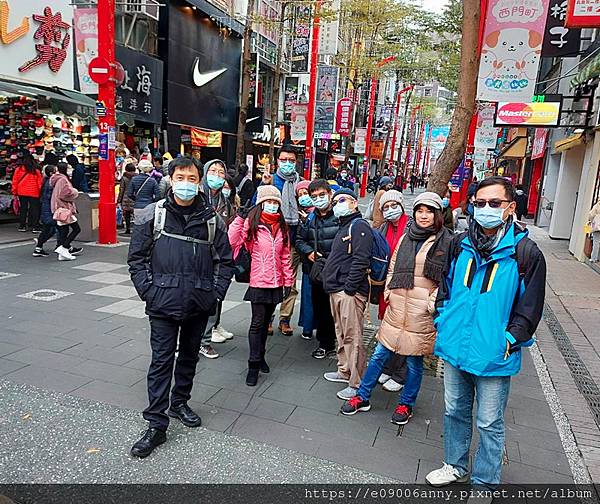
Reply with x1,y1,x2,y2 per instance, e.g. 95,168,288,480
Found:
321,188,373,401
127,157,234,458
296,179,340,359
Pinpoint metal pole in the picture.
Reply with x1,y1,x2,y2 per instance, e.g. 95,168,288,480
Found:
97,0,117,244
304,0,321,180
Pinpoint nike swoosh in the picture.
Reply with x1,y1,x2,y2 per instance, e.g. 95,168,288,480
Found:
192,58,227,87
246,116,259,123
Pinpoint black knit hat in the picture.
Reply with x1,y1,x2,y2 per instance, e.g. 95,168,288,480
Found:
333,187,358,200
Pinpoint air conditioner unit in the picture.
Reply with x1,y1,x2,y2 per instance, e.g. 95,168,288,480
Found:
121,0,160,21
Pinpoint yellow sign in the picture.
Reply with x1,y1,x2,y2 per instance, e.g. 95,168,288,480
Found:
191,128,222,148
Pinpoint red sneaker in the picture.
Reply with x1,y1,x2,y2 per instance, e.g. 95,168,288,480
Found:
340,395,371,416
391,404,413,425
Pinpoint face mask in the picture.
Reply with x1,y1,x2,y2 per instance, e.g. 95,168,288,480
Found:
442,197,450,209
312,195,330,210
172,181,199,201
206,173,225,190
340,172,348,179
298,194,313,207
262,202,279,214
474,205,506,229
333,202,354,218
222,188,231,199
383,207,403,221
116,156,124,165
278,160,296,175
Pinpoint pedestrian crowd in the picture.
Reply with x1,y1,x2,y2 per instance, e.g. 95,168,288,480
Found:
124,148,547,491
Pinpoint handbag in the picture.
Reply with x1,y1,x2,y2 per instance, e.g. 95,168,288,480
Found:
309,256,327,284
233,244,251,283
53,207,74,223
584,234,593,259
11,196,20,216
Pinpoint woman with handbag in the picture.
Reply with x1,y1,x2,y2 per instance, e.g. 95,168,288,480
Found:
589,198,600,262
228,185,294,387
12,151,43,232
50,162,82,261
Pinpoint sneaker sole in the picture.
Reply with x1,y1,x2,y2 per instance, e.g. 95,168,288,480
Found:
390,413,413,426
199,352,219,359
210,337,228,344
425,474,470,487
324,375,349,383
341,405,371,415
301,335,312,340
337,392,357,400
32,253,48,257
312,353,326,359
383,385,404,392
70,251,83,256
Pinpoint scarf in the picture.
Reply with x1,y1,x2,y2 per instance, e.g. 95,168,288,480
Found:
468,216,513,259
276,169,299,226
388,222,453,290
260,211,280,237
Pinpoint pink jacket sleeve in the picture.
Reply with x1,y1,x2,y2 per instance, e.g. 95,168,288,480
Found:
228,216,250,259
281,239,294,287
59,180,79,202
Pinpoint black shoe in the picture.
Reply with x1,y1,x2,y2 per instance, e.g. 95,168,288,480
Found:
167,403,202,427
130,428,166,458
260,358,270,374
246,361,260,386
69,246,83,256
32,248,49,257
17,227,26,232
312,347,326,359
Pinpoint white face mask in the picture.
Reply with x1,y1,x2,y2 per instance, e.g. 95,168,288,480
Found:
262,202,279,214
383,206,403,221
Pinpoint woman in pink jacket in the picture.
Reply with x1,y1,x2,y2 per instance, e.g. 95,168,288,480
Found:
228,185,294,387
50,162,82,261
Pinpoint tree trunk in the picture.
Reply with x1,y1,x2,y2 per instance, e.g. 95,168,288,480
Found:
236,0,256,166
269,3,287,163
427,0,481,196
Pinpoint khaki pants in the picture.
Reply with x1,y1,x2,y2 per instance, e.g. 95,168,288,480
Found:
329,291,367,389
279,246,302,321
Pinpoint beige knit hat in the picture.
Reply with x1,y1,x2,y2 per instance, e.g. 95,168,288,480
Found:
378,189,404,210
256,185,282,205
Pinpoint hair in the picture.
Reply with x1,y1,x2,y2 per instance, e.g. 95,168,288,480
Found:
43,152,59,166
66,154,78,167
224,175,236,201
56,162,69,176
277,145,297,159
22,151,38,173
168,156,200,177
476,176,515,202
308,178,332,195
238,163,249,175
414,204,444,233
246,205,289,246
44,164,56,177
325,168,338,180
125,163,137,173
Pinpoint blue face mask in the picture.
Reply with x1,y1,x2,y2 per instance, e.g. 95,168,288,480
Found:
279,160,296,175
442,197,450,209
298,194,313,208
474,205,506,229
116,156,124,165
172,181,199,201
333,201,354,218
262,202,280,214
206,173,225,190
312,195,330,210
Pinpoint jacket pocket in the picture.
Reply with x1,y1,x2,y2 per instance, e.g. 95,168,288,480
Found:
148,273,180,313
152,273,180,288
193,278,217,313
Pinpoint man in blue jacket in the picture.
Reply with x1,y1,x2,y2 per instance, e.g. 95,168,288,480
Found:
426,177,546,489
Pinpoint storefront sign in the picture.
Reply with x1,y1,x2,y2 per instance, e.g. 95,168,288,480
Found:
542,0,581,56
371,140,385,160
474,104,499,150
477,0,550,102
291,102,308,141
566,0,600,27
354,127,367,154
450,160,466,189
98,133,109,160
291,5,310,73
314,132,341,140
74,8,97,93
495,101,562,126
532,128,549,158
0,0,74,89
315,66,338,134
335,97,353,136
318,0,340,55
191,128,222,148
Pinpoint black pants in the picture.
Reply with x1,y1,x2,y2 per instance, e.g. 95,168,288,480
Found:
56,222,81,248
383,354,407,384
311,280,336,351
145,315,209,431
248,302,276,363
19,196,40,229
36,223,56,249
124,210,133,233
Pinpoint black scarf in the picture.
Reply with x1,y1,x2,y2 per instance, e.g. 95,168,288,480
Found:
468,216,513,259
388,222,452,290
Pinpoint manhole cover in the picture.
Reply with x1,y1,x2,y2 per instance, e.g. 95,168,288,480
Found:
17,289,74,302
33,291,55,297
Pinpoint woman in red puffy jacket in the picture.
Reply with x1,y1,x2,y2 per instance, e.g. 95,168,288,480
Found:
12,151,43,232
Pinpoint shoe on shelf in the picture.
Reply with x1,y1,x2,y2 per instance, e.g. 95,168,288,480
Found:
17,226,26,232
336,386,358,401
130,428,166,458
199,344,219,359
312,347,326,359
167,403,202,427
215,325,234,340
383,379,404,392
391,404,413,425
323,371,349,383
378,373,391,385
32,248,49,257
340,395,371,416
278,320,294,336
210,328,227,344
69,246,83,256
301,332,313,340
425,463,470,487
267,323,274,336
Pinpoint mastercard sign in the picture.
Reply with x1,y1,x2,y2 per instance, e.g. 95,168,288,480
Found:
495,102,561,127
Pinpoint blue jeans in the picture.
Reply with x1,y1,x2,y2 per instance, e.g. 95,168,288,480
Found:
443,362,511,487
357,343,424,407
298,272,314,334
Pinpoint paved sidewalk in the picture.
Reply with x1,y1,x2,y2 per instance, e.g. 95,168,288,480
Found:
0,235,575,483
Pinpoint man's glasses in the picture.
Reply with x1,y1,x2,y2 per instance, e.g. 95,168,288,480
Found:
474,199,511,209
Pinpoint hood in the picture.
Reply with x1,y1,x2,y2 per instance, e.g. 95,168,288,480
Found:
49,173,67,188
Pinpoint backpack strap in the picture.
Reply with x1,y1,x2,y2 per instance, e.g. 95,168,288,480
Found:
153,199,216,246
515,236,534,278
153,200,167,241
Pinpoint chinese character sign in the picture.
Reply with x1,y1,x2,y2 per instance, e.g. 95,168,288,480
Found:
354,127,367,154
0,0,74,89
565,0,600,27
74,8,98,94
477,0,550,102
474,104,500,149
336,97,353,136
315,66,338,134
531,128,548,159
291,6,310,73
542,0,581,56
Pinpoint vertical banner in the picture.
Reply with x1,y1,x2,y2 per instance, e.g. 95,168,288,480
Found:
474,104,499,149
354,127,367,154
291,103,308,141
477,0,550,102
74,8,99,94
315,65,338,134
542,0,581,56
318,0,340,55
336,97,353,136
291,6,311,73
531,128,549,159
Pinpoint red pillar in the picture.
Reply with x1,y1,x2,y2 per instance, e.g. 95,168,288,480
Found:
303,0,321,180
97,0,117,244
388,85,412,167
360,77,377,198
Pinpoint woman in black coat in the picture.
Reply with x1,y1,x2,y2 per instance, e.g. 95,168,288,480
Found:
33,164,58,257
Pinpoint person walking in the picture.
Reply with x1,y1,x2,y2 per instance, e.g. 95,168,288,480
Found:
12,151,43,232
372,176,394,229
228,185,294,387
426,177,546,489
588,198,600,262
66,154,89,193
341,192,453,424
321,188,372,400
127,157,234,458
514,184,528,221
337,167,355,190
117,163,137,235
127,159,161,223
296,179,340,356
50,162,82,261
32,164,58,257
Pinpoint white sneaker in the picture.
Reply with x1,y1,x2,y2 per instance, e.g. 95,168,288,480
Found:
215,325,234,340
55,246,76,261
382,378,404,392
425,463,469,487
210,328,227,344
378,373,391,384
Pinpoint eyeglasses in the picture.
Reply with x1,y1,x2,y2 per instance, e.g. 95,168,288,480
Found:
473,199,511,209
207,167,225,176
332,196,354,206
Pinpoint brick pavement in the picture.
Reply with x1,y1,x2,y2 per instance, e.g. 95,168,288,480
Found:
0,234,577,483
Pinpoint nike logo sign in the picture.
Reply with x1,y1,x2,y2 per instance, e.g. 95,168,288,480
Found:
246,116,259,123
192,58,227,87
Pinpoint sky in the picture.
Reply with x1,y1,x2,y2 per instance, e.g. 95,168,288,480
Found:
419,0,449,14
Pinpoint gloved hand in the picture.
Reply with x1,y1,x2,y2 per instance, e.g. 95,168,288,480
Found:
283,286,292,299
237,201,253,219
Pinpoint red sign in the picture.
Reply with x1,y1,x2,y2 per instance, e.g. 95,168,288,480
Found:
336,97,353,136
566,0,600,27
531,128,548,159
88,56,111,84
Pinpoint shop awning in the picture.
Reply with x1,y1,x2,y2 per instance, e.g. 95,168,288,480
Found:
497,137,527,159
571,53,600,88
554,133,584,153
